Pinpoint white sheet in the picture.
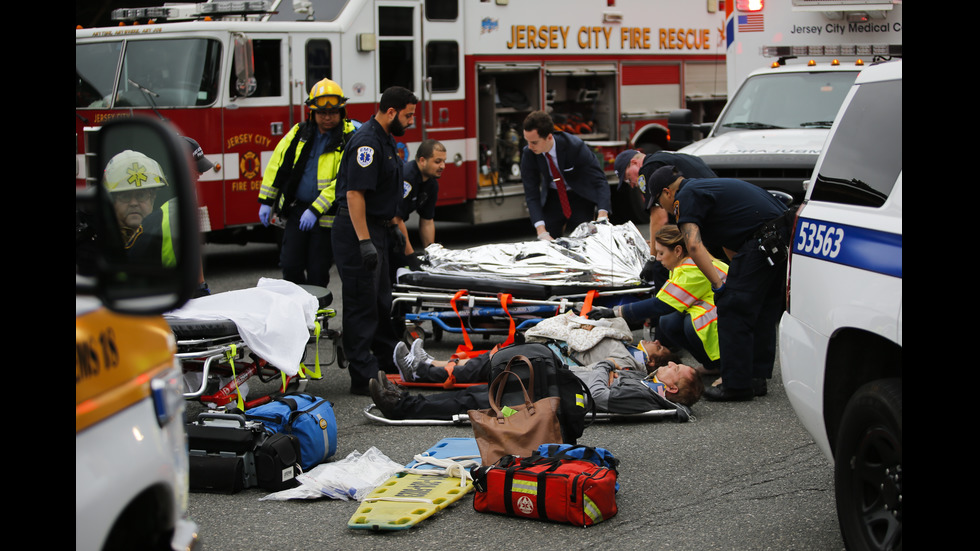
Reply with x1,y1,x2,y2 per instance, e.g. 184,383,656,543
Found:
165,278,318,376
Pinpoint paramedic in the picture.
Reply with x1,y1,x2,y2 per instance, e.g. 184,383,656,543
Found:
103,149,167,247
332,86,418,396
258,78,358,286
644,165,791,402
614,149,716,287
391,139,445,271
520,111,611,240
370,340,702,420
130,137,215,296
587,225,726,375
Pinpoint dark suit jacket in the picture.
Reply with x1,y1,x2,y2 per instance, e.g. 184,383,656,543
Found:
520,132,611,224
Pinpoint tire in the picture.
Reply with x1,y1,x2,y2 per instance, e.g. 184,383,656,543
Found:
834,378,902,551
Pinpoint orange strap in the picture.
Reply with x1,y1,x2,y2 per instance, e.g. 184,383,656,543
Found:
441,357,459,389
497,293,516,348
580,289,599,317
450,289,477,355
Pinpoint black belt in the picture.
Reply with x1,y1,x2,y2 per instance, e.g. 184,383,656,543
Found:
336,206,395,227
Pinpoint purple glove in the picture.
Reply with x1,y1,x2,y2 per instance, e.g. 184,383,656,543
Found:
258,204,272,227
299,209,318,231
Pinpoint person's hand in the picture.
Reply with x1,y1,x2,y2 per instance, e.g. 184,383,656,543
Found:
258,204,272,227
587,307,616,320
388,225,406,252
405,251,423,271
595,210,609,224
359,239,378,271
639,259,662,284
299,209,318,231
537,231,553,241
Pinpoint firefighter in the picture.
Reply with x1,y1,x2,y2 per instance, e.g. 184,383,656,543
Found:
520,110,611,240
332,86,418,396
391,138,446,272
257,78,358,287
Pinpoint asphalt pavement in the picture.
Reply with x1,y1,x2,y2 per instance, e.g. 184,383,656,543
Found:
186,221,844,550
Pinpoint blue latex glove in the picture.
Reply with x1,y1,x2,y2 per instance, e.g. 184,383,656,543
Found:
299,209,318,231
258,204,272,227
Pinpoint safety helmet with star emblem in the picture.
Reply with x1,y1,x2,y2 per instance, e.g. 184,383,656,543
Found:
103,150,169,193
306,78,348,112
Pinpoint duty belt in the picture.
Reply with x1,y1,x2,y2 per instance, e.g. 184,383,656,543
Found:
336,206,394,227
751,209,794,266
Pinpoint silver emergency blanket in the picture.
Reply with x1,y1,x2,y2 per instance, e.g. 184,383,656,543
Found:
421,221,649,287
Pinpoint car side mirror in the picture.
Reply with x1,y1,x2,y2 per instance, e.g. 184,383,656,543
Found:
75,115,200,315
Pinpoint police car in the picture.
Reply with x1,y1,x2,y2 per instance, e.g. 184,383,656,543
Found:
76,117,201,550
778,60,901,551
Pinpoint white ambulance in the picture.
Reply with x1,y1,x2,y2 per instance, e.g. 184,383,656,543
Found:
668,0,902,205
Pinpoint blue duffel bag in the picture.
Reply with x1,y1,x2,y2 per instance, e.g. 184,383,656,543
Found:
245,393,337,470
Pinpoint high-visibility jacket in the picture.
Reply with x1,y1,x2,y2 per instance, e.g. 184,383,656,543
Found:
656,258,728,361
127,198,177,267
258,119,357,228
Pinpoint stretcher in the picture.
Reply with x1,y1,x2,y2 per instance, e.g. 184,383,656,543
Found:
363,399,693,424
166,280,344,410
348,437,480,531
393,221,655,347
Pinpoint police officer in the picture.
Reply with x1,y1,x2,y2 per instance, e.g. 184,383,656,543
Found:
391,138,446,272
644,165,791,402
520,110,611,240
614,149,717,287
258,78,358,287
332,86,418,396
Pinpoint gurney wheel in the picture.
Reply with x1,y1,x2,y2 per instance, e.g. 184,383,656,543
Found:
336,344,349,370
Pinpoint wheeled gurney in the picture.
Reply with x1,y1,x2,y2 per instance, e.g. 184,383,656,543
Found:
393,221,654,344
166,280,343,409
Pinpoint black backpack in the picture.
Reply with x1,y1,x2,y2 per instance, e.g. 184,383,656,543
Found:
487,343,596,444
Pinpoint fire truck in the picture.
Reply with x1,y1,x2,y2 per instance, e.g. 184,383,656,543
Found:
76,0,727,242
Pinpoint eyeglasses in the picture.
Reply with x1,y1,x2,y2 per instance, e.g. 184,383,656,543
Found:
114,189,156,203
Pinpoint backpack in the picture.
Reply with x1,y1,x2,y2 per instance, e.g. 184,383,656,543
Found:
487,343,596,444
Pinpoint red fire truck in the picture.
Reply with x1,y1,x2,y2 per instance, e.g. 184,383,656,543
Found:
76,0,726,242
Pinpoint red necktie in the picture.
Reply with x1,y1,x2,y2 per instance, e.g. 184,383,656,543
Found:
546,153,572,219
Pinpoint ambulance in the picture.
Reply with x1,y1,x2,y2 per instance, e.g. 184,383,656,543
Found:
668,0,902,205
76,116,201,550
76,0,727,237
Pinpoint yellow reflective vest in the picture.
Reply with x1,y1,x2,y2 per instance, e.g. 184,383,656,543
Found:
258,119,357,228
656,258,728,361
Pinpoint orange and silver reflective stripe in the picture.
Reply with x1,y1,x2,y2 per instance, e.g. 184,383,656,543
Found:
660,280,698,307
691,302,718,332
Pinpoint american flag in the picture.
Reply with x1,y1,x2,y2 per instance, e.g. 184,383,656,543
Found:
738,14,764,32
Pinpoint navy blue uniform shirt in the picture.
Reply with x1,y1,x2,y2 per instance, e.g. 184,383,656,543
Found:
335,117,403,219
397,160,439,222
674,178,788,251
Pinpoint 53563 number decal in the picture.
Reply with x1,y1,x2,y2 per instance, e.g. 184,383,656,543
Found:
796,221,844,258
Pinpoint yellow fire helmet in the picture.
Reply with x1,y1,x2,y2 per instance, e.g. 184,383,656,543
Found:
103,150,169,193
306,78,348,112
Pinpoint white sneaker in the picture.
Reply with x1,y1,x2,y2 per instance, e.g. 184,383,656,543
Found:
409,339,433,368
394,341,417,381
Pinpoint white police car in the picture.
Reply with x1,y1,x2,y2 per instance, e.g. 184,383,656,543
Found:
778,60,901,551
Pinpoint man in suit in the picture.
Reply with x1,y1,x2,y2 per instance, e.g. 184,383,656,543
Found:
520,111,611,240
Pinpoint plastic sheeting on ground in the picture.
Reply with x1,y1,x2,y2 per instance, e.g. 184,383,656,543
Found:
259,447,404,502
421,221,649,288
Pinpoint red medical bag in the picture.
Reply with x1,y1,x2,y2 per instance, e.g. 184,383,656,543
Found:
472,453,618,526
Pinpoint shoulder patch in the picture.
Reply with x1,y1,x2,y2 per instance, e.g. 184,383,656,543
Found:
402,180,413,199
637,174,646,193
356,146,375,167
